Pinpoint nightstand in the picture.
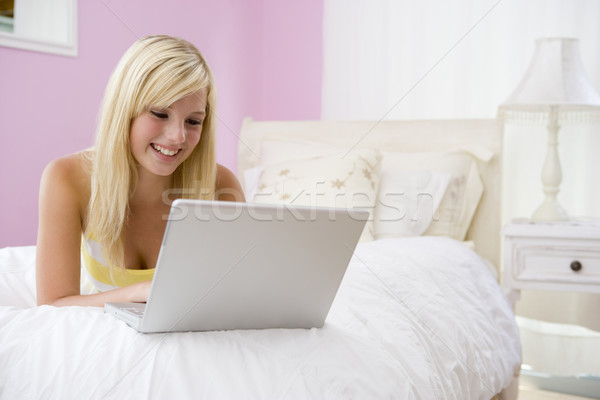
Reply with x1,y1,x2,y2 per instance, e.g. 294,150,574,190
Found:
501,219,600,307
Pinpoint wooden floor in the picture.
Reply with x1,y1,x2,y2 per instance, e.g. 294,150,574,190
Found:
519,384,597,400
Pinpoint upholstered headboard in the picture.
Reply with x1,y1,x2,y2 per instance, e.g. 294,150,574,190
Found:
237,118,503,269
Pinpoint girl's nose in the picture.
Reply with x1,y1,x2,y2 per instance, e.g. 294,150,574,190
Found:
165,121,185,144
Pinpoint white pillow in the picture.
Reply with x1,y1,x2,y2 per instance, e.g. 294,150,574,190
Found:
252,148,382,242
0,246,37,308
377,149,491,240
423,159,483,240
245,139,492,241
243,165,264,201
374,170,451,238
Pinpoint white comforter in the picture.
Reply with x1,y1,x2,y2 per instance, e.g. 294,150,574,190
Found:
0,237,520,400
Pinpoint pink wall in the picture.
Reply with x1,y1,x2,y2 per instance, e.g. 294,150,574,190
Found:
0,0,323,247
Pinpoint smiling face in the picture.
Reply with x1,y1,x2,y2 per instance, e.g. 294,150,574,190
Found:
129,89,207,178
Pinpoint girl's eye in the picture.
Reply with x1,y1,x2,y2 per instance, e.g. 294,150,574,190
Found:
187,119,203,126
150,110,168,119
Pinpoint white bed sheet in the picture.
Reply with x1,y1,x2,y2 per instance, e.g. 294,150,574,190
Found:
0,237,520,400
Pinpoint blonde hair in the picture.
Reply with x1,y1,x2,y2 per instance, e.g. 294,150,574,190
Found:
86,35,217,268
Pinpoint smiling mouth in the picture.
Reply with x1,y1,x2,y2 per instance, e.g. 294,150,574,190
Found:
151,143,180,156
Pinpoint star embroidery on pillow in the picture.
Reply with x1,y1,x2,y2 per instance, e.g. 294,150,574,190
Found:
330,179,345,189
279,169,290,176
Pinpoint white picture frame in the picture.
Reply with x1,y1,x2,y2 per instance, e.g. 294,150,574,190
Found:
0,0,78,57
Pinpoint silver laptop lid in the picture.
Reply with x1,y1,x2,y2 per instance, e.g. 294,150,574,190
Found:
140,200,368,333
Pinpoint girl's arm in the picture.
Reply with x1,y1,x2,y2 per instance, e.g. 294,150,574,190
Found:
42,280,151,307
35,155,149,307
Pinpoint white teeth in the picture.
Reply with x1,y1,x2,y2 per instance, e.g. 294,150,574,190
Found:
152,143,178,156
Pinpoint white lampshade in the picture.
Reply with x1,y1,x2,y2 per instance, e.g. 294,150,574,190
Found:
501,38,600,112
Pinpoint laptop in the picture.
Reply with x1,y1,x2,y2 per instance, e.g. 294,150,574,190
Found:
104,199,368,333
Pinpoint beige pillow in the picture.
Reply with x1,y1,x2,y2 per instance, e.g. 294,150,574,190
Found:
253,148,382,242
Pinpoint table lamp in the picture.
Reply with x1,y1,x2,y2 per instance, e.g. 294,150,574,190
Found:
499,37,600,221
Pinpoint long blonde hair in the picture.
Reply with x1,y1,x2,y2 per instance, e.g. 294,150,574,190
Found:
85,35,217,268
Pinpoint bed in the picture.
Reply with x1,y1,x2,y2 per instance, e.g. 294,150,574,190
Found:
0,118,521,399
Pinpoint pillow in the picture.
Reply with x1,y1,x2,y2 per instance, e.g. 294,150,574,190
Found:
243,165,264,201
244,140,345,200
423,159,483,240
252,148,382,242
374,170,451,238
376,149,491,240
246,139,493,241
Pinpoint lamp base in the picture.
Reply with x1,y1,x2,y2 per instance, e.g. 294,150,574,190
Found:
531,198,568,221
530,105,568,223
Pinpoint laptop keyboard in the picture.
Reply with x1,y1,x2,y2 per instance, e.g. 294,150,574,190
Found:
122,307,145,317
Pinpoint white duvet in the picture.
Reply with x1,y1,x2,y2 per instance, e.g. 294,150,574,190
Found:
0,237,520,400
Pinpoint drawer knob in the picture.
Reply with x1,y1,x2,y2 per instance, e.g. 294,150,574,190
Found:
570,261,582,272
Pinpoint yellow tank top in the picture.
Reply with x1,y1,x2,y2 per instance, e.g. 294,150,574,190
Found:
80,236,154,293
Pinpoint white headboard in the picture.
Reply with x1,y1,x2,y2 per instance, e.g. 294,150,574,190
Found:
237,118,503,268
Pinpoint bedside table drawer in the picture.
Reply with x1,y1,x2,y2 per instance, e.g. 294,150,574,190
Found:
514,247,600,285
502,220,600,298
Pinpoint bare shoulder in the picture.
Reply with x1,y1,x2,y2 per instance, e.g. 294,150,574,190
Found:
43,152,91,188
215,163,246,202
41,151,92,210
